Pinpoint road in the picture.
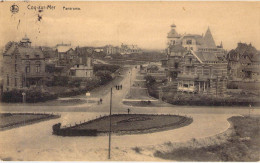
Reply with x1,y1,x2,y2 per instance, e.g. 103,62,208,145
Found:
0,65,260,161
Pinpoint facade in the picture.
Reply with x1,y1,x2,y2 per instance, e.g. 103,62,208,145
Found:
164,23,227,95
105,45,120,55
2,36,46,92
69,47,94,79
226,43,260,80
55,43,77,66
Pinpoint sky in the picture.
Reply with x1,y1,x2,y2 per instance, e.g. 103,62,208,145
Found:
0,1,259,50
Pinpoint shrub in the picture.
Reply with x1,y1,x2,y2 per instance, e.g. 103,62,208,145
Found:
95,71,113,85
93,64,120,73
1,89,58,103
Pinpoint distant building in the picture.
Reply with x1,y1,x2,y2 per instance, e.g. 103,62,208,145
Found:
119,43,142,55
2,36,46,92
105,45,120,55
163,23,227,95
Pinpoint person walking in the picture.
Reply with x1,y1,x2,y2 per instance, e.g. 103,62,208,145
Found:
100,98,103,104
127,108,130,114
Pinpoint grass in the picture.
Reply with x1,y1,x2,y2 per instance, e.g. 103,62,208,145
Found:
154,116,260,161
0,113,60,131
70,114,193,135
132,147,142,154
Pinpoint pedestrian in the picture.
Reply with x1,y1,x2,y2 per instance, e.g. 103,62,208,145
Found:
120,85,122,90
127,108,130,114
100,98,103,104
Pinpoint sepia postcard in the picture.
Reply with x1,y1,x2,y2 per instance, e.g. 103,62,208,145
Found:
0,1,260,161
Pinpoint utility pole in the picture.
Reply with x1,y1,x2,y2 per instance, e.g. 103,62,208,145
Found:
108,87,112,159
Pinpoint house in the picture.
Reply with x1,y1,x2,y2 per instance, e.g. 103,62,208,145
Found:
226,43,260,80
2,36,46,92
55,43,77,66
69,47,94,79
163,23,227,95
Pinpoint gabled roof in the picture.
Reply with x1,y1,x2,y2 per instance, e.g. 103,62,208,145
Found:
17,47,44,58
202,27,216,48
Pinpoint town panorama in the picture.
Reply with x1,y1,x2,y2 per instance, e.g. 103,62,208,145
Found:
0,1,259,162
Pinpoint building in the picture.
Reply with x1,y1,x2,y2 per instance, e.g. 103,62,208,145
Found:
226,43,260,80
119,43,142,55
105,45,120,55
2,36,46,92
69,47,94,79
163,23,227,95
55,43,77,66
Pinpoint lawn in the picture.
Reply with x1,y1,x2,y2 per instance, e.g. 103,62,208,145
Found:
72,114,192,134
0,113,60,131
154,116,260,161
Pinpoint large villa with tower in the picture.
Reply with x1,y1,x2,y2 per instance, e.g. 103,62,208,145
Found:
162,23,228,95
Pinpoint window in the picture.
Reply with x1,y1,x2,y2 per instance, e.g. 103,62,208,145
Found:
174,63,179,69
36,61,41,73
25,61,30,73
7,75,9,86
186,40,192,45
189,58,192,64
35,55,40,58
70,70,76,76
15,78,17,87
15,64,18,72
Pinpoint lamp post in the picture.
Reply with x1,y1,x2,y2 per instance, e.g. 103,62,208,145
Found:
108,87,112,159
22,92,26,103
86,91,90,103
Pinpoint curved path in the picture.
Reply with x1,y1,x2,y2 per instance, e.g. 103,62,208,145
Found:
1,66,260,161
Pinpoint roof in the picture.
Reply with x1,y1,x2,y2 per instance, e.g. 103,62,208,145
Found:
56,45,73,53
202,27,216,48
17,47,44,58
183,34,204,45
169,44,187,53
167,29,181,38
3,42,44,58
192,51,220,62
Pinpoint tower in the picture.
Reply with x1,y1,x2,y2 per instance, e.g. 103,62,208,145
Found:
19,35,31,48
167,23,181,46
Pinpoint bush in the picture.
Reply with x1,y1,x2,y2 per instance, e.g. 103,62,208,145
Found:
95,71,113,85
145,75,156,86
93,64,120,73
1,89,58,103
51,76,69,86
